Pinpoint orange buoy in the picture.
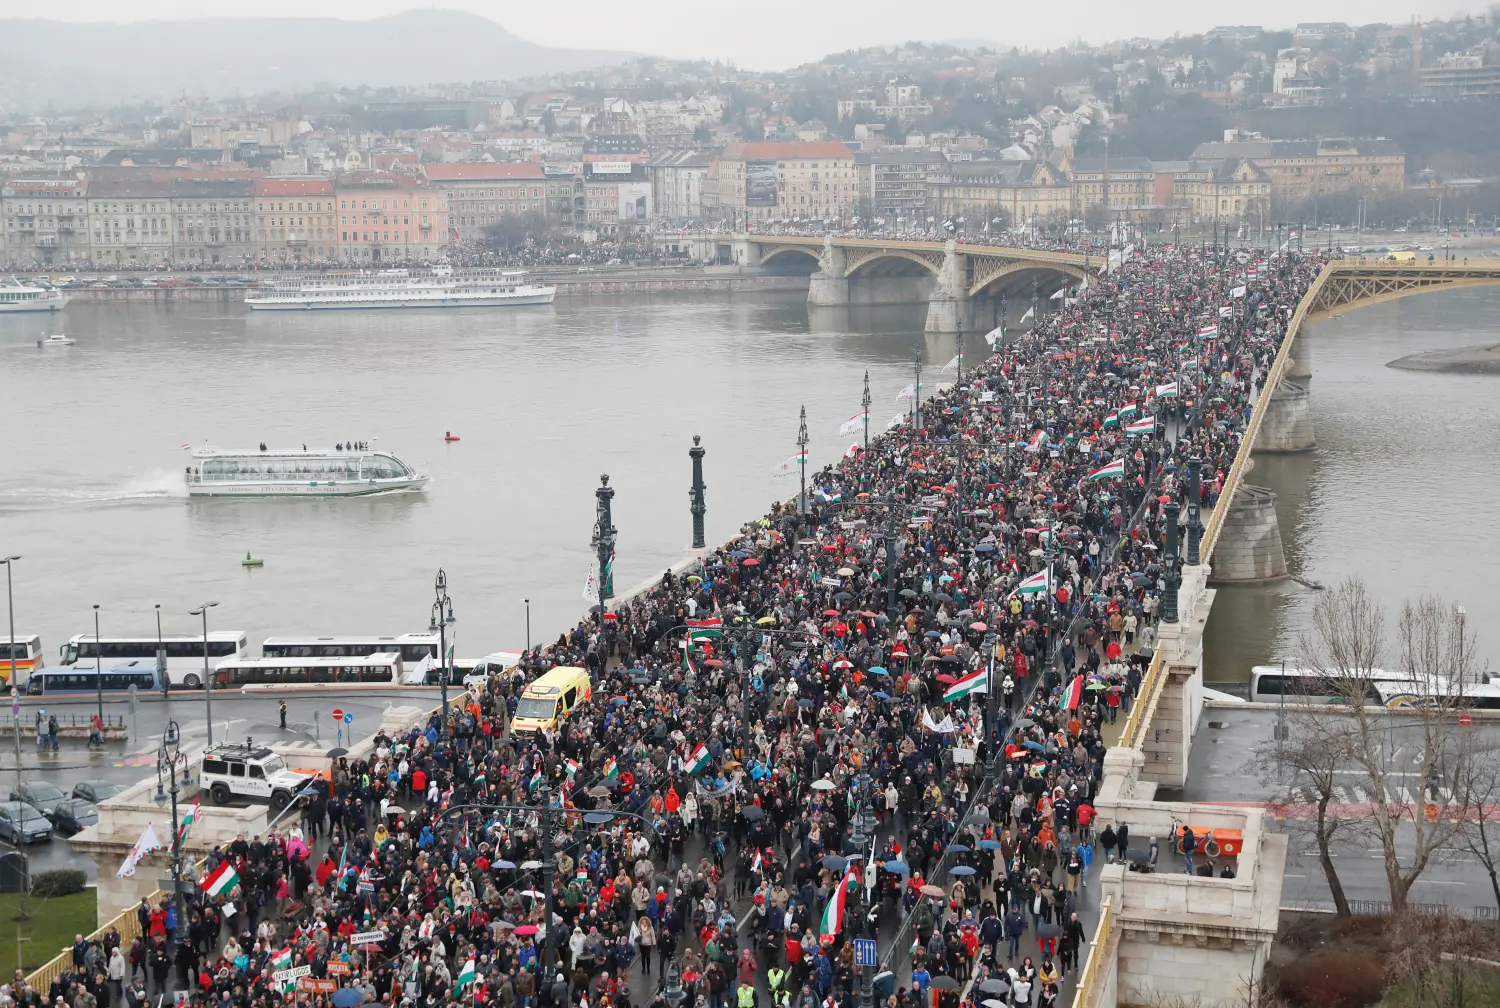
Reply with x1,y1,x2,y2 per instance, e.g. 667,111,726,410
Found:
444,432,461,442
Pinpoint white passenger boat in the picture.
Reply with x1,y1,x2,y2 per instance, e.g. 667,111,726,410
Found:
185,447,429,497
0,278,70,313
244,266,556,310
38,333,75,346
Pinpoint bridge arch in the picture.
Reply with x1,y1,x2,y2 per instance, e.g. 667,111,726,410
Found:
968,260,1088,300
758,246,821,274
843,248,944,279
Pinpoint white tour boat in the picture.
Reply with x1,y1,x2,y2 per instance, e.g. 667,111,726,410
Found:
244,266,556,311
38,334,76,346
0,278,70,313
185,446,429,497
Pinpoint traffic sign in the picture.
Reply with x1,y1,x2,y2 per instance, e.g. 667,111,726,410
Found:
331,708,344,721
342,712,353,724
853,938,877,967
1459,712,1473,727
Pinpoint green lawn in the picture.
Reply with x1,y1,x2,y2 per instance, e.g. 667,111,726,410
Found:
1379,964,1500,1006
0,889,99,977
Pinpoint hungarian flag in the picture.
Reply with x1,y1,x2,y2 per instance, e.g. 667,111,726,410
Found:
1197,324,1218,338
683,647,698,678
1156,381,1179,398
1085,458,1125,482
1116,402,1139,417
1100,411,1119,427
201,860,240,897
751,849,763,874
1013,570,1050,596
820,870,855,936
1060,675,1084,711
1025,429,1044,453
685,743,711,776
1125,418,1156,435
270,947,292,971
177,797,201,846
687,617,724,641
602,757,619,780
943,666,990,702
456,958,477,991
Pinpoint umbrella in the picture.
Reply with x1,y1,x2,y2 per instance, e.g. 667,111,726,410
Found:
974,542,996,553
946,844,970,854
493,860,517,869
868,666,889,676
742,558,761,567
332,990,366,1008
873,691,892,700
730,550,749,559
822,855,848,871
757,616,776,625
798,698,816,708
823,609,841,617
1023,740,1045,751
1085,682,1109,691
1125,848,1152,866
1037,922,1062,939
983,999,1009,1008
924,630,942,639
920,884,945,897
933,592,953,603
521,889,545,899
978,980,1011,996
949,865,977,876
1013,718,1035,730
837,567,855,577
978,840,1002,850
520,860,543,870
325,747,349,758
513,925,539,937
930,977,962,991
899,588,918,598
969,622,988,632
811,779,836,791
742,805,765,821
884,861,910,874
833,591,853,603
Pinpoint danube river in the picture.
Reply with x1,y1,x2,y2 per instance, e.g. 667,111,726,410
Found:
0,295,972,657
4,288,1499,678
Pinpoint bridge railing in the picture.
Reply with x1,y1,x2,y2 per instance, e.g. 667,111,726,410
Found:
1070,893,1117,1008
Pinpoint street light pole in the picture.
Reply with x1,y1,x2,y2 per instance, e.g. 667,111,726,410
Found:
796,407,810,537
689,436,707,550
524,599,531,652
3,556,20,797
92,604,103,726
155,603,166,699
431,570,456,719
189,602,219,744
1161,501,1181,624
592,475,617,615
1185,456,1203,566
861,371,871,453
153,719,191,950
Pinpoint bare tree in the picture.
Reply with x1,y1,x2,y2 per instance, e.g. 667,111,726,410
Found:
1301,579,1479,912
1452,741,1500,913
1249,712,1358,916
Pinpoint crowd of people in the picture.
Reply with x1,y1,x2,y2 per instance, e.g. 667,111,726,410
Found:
3,243,1323,1008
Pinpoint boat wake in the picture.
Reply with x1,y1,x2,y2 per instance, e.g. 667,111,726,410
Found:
0,471,187,508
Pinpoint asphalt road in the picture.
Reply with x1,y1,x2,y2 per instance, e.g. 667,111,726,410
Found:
1182,704,1500,916
0,687,439,876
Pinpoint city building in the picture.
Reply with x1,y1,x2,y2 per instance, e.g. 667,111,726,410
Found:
1069,155,1159,219
647,151,711,222
1188,137,1406,202
253,177,337,263
926,160,1072,227
854,150,948,219
1174,159,1273,222
581,162,653,232
420,162,551,242
701,141,857,224
336,173,450,263
86,175,176,266
1420,53,1500,97
169,179,256,265
1,177,90,264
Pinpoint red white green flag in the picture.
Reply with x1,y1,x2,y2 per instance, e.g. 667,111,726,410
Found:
820,870,855,936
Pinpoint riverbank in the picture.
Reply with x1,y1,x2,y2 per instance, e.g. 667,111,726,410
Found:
1386,341,1500,374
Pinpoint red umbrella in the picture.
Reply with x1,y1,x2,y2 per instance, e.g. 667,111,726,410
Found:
823,609,841,617
742,557,760,566
602,612,618,621
970,622,987,632
514,925,539,937
935,674,957,684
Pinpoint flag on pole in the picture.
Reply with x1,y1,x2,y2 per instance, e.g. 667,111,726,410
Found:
1020,305,1035,321
1012,569,1050,596
582,570,600,605
1100,410,1119,428
1219,305,1233,317
1125,418,1156,435
1116,402,1139,417
116,823,163,879
456,958,477,991
886,413,905,431
1025,430,1044,453
682,647,698,678
602,757,619,780
941,355,960,373
1197,324,1218,338
1156,381,1179,398
1085,458,1126,481
201,860,241,897
685,743,711,775
942,666,990,702
820,870,854,936
1231,285,1247,299
843,442,863,459
1061,675,1084,711
270,947,292,973
176,797,201,846
751,848,763,874
838,411,869,437
770,450,808,476
896,384,917,402
687,617,724,641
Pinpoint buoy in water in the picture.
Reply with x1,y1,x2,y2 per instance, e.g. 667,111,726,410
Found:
444,432,461,442
242,552,264,568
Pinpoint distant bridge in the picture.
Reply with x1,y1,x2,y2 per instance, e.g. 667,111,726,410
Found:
697,234,1102,331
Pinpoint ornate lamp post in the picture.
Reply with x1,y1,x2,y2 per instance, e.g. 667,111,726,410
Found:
430,570,456,717
688,436,707,550
188,601,218,744
152,719,193,948
591,475,617,613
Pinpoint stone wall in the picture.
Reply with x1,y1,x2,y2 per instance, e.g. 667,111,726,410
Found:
1209,485,1287,582
1253,379,1316,452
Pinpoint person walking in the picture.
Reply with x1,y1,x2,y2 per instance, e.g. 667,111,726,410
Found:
279,701,288,729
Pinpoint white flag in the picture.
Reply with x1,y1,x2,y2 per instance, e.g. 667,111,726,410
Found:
1231,285,1246,299
1020,305,1035,321
922,708,959,734
885,413,905,431
582,569,600,604
896,384,916,401
940,355,960,373
411,653,436,681
838,412,868,437
117,823,163,878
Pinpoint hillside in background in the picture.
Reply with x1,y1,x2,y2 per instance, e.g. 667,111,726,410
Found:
0,11,636,109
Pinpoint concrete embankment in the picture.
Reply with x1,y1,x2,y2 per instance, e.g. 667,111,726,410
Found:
61,267,811,303
1387,342,1500,374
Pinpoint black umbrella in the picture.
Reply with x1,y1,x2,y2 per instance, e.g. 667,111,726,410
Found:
325,747,349,758
976,980,1010,995
1037,922,1062,939
822,855,848,871
933,592,954,603
742,805,765,821
930,977,962,991
1013,718,1035,730
899,588,918,598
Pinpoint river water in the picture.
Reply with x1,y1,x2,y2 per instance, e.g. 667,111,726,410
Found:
0,295,976,658
4,289,1499,679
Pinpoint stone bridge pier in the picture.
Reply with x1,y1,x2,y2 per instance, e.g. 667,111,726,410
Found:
1254,378,1316,452
806,238,849,305
924,240,971,333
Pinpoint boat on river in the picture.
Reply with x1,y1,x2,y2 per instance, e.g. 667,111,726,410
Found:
185,447,428,497
244,266,555,311
1,278,70,313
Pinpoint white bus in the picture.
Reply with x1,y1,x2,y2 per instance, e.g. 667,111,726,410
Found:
259,634,438,664
2,634,44,685
1250,665,1500,710
60,631,249,689
213,652,404,689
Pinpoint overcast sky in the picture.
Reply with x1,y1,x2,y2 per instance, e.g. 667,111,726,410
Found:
8,2,1493,70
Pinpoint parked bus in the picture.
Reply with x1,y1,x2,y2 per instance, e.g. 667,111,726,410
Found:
2,634,44,684
212,652,403,689
259,633,437,664
60,631,249,689
24,660,163,695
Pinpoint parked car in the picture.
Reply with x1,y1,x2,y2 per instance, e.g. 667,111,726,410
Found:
0,801,53,843
10,781,68,820
50,798,99,835
71,780,123,804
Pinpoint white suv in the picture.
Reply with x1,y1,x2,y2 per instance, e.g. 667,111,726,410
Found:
200,741,308,809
